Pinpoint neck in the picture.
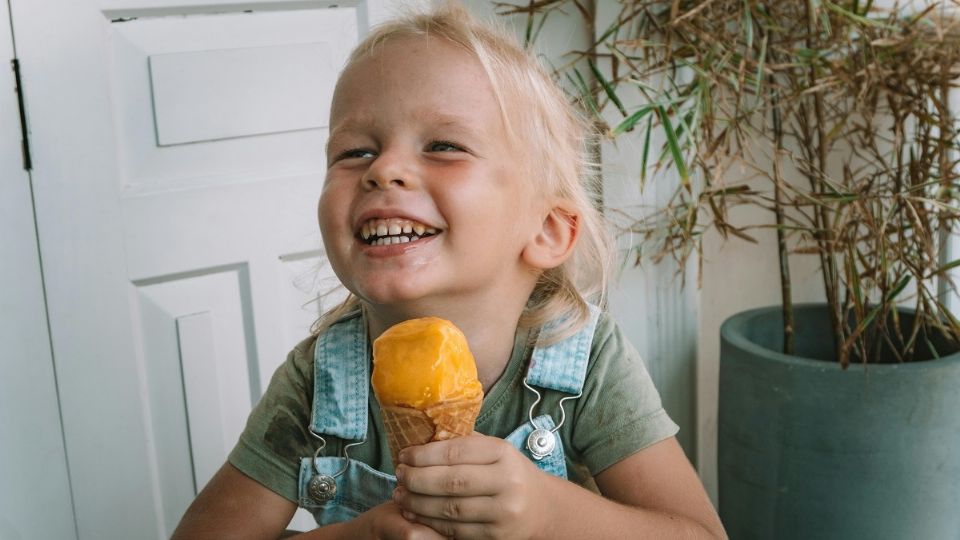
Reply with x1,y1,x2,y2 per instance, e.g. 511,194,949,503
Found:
364,292,532,392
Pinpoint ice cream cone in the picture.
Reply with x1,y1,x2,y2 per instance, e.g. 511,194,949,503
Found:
380,393,483,466
424,393,483,441
380,405,434,466
372,318,484,467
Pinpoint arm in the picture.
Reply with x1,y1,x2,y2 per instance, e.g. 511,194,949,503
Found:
551,436,726,539
172,462,448,540
393,435,726,540
171,462,301,540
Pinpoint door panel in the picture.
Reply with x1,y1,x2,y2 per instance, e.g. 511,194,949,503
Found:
11,1,406,537
149,43,331,145
135,265,257,530
0,1,76,538
108,9,352,193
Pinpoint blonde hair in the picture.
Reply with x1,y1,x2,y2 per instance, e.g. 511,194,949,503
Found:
314,2,613,343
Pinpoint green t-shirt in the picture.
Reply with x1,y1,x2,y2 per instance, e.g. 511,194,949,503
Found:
229,309,679,503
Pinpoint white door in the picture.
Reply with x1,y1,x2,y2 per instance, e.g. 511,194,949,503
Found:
10,0,410,537
0,1,76,538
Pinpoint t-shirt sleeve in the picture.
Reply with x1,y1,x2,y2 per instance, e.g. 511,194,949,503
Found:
228,336,317,503
571,313,680,476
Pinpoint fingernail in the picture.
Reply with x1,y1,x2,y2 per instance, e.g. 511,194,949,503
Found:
398,449,408,463
402,510,416,521
392,487,401,503
395,465,404,482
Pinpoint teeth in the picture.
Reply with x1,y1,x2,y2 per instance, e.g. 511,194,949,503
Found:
359,217,440,245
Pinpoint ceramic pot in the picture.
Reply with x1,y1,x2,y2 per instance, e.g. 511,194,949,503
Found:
718,304,960,539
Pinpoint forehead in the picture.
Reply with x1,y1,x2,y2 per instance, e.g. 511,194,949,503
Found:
330,35,502,125
342,34,483,83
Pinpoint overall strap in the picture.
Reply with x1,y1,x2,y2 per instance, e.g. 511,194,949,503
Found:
310,312,369,440
526,304,601,394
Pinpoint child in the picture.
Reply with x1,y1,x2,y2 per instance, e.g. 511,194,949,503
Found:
172,4,725,539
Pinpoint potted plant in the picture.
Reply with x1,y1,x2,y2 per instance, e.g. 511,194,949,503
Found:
496,0,960,537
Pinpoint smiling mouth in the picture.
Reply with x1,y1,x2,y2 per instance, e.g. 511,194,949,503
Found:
358,218,440,246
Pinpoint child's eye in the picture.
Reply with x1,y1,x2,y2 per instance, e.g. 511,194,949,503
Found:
336,148,376,161
427,140,463,152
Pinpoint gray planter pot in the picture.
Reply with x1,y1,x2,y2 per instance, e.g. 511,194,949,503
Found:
718,304,960,540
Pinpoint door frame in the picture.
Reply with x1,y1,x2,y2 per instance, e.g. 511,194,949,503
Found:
0,0,77,537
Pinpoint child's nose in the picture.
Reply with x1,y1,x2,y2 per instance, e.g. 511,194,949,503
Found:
363,175,407,190
362,149,417,191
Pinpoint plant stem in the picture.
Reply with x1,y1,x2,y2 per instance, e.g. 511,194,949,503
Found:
803,0,846,365
936,53,954,308
768,53,794,354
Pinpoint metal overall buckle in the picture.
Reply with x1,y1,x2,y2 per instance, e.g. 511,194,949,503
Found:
307,430,366,504
521,378,581,460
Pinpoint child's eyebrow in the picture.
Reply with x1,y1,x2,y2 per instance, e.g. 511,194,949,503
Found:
327,119,371,141
422,112,484,139
425,112,472,127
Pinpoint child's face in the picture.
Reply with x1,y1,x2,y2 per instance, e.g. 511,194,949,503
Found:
319,36,544,316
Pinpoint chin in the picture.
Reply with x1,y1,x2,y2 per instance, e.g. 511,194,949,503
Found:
354,284,435,308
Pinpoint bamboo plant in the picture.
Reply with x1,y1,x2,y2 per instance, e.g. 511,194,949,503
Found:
498,0,960,366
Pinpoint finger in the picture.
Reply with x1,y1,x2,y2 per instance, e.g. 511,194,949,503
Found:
394,487,498,522
386,522,448,540
377,503,448,540
399,434,504,467
396,464,501,496
411,516,495,540
393,525,449,540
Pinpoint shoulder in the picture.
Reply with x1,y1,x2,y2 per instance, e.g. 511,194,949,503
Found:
589,309,617,349
266,334,318,395
578,309,663,412
586,309,638,370
290,333,319,370
534,307,635,387
284,307,364,374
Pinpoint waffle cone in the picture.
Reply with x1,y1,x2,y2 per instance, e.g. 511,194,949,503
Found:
381,393,482,466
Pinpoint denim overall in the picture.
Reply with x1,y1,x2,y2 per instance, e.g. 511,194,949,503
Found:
297,306,601,526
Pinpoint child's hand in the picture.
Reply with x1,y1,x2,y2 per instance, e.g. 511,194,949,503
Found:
355,501,451,540
393,434,550,540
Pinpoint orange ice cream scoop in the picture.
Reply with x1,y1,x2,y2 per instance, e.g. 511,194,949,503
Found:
372,317,483,409
371,317,484,465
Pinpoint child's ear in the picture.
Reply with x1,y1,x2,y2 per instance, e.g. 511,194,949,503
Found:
521,204,580,270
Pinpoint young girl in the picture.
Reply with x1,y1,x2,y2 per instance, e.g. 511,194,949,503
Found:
172,4,725,539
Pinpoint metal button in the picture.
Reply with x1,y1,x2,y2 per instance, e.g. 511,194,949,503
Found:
526,428,556,460
308,474,337,503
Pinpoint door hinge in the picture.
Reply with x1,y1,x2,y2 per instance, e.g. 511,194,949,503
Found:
11,58,32,171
